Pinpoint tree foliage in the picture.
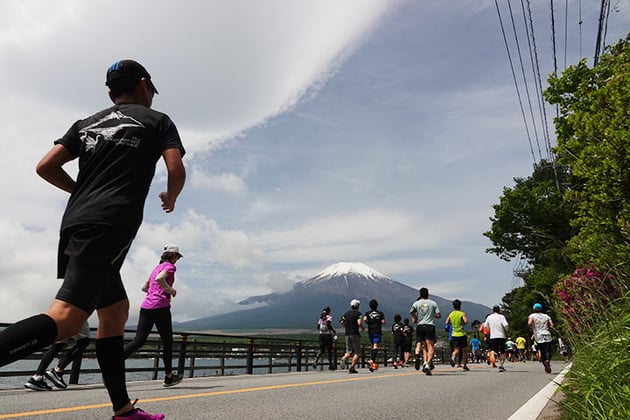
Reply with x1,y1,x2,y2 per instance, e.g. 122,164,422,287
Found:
486,34,630,341
484,160,576,335
544,34,630,274
484,160,576,272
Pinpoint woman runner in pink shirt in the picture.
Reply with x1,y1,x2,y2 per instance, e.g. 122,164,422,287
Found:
124,244,184,387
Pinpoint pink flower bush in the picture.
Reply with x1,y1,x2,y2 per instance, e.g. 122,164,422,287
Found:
554,267,621,335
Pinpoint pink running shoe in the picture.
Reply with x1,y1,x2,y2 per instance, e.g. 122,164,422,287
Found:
113,402,165,420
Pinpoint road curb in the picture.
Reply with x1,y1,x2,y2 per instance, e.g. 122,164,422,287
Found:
507,363,571,420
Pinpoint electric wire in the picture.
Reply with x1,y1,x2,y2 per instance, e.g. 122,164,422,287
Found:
506,0,544,161
495,0,537,163
568,0,569,70
594,0,610,65
523,0,554,161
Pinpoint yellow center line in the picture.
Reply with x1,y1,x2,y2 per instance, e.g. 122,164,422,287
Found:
0,371,422,418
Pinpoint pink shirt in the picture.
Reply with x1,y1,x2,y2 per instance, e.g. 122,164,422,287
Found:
141,261,176,310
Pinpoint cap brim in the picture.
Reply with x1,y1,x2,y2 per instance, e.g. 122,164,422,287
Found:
148,79,159,95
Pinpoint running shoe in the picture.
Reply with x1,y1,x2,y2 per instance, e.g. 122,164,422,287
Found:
348,367,358,374
543,360,552,374
368,360,374,372
24,377,52,391
414,357,421,371
425,366,432,376
462,365,470,371
498,366,506,372
449,358,456,367
430,362,435,370
45,369,67,389
113,408,165,420
162,373,183,388
393,361,398,369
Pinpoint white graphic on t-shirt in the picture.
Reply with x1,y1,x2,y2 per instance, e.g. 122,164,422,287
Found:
79,111,145,152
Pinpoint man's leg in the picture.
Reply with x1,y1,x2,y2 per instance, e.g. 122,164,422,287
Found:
414,341,423,370
351,353,359,368
57,337,90,371
0,299,87,367
462,345,469,370
94,299,134,416
35,342,67,375
425,340,434,364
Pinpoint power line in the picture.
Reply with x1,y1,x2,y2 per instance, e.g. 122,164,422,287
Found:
495,0,537,163
523,0,554,161
594,0,611,65
568,0,569,70
506,0,543,160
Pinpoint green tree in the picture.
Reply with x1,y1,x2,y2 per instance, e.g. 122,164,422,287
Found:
484,160,576,271
484,160,577,336
544,34,630,275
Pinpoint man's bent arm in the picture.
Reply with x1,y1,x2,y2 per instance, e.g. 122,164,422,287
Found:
36,144,76,193
159,148,186,213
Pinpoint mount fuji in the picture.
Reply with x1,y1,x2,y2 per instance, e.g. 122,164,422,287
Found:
175,262,492,331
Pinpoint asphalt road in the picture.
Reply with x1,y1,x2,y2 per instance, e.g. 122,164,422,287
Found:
0,360,568,419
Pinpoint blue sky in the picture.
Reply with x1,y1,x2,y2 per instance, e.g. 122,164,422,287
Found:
1,0,629,325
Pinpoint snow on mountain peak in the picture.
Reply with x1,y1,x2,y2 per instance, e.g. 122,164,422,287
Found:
311,262,390,281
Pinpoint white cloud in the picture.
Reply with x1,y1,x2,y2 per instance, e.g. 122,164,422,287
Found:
1,0,628,325
191,168,248,196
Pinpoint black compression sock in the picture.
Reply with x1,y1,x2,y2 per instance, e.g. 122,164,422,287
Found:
96,336,130,412
0,314,57,367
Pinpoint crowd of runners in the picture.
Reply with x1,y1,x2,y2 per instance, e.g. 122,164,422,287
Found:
317,287,562,376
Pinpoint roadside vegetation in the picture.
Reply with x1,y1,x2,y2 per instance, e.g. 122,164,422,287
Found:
484,33,630,418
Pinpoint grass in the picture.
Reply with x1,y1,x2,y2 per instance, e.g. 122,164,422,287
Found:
559,287,630,419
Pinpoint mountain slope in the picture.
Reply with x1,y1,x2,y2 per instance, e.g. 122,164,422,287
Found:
175,262,492,331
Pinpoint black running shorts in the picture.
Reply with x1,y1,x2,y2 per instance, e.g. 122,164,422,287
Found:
56,225,133,313
415,324,436,343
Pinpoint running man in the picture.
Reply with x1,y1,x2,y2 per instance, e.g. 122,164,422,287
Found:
470,336,482,363
484,305,509,372
0,59,185,420
409,287,441,375
515,336,527,362
339,299,364,374
363,299,385,372
528,303,554,373
25,321,90,391
391,314,405,368
445,299,469,371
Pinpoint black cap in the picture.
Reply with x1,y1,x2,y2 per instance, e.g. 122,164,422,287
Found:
492,305,501,312
106,59,158,94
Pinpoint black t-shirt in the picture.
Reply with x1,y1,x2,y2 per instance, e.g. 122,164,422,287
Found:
364,309,385,334
402,324,414,344
392,321,404,343
341,309,362,336
56,104,185,233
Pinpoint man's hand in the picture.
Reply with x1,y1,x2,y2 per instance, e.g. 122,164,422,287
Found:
159,191,176,213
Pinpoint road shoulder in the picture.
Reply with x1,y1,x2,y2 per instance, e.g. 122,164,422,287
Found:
507,363,571,420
